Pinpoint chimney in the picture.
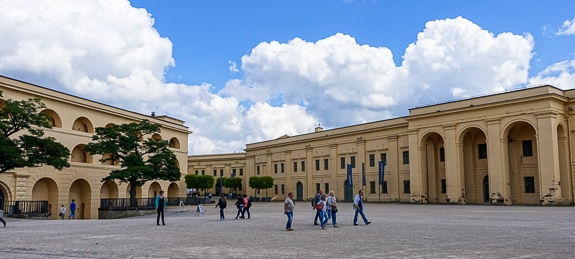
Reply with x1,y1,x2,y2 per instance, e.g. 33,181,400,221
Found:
315,124,323,132
151,112,156,117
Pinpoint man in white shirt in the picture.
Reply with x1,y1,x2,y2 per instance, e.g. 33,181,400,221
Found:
353,190,371,226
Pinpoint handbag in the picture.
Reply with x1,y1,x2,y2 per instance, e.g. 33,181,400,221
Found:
331,207,338,213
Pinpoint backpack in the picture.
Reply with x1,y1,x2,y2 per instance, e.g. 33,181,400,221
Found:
247,198,252,208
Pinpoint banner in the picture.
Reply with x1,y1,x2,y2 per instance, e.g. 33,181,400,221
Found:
379,161,385,185
362,162,366,186
219,175,223,188
346,164,352,186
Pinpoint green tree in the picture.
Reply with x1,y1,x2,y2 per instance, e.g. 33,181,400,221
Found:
223,177,242,193
248,176,262,198
0,91,70,174
83,120,181,206
185,174,214,196
260,176,274,198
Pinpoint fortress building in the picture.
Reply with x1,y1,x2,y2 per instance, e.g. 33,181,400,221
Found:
190,85,575,205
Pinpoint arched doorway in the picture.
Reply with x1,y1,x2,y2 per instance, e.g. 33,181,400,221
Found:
482,175,489,203
0,183,12,213
100,181,119,199
32,178,58,219
460,127,488,204
344,180,353,202
69,179,91,219
419,132,445,203
148,182,162,198
168,183,180,198
296,182,303,201
505,121,539,204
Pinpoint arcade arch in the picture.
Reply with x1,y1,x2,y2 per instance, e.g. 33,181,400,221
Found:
458,127,488,204
71,144,92,163
32,178,58,219
504,121,539,204
41,109,62,128
419,132,445,203
148,182,162,198
100,180,119,199
169,137,180,149
168,182,180,198
69,179,92,219
72,116,94,133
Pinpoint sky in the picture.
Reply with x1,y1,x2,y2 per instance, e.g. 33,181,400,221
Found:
1,1,575,155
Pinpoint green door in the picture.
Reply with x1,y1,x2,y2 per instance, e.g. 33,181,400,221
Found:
296,182,303,201
344,180,353,202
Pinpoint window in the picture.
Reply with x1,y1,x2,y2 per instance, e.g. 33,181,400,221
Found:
220,169,224,176
315,159,320,171
524,176,535,193
257,165,260,175
239,185,242,191
274,185,278,195
301,161,306,172
370,181,376,194
478,144,487,159
522,140,533,157
213,169,217,176
369,154,375,167
351,156,356,168
195,170,198,175
316,183,320,193
402,151,409,164
340,157,346,169
403,180,410,194
274,164,278,174
439,147,445,162
281,163,285,173
381,153,387,165
382,181,388,194
281,184,285,194
293,162,298,172
239,168,243,176
232,168,236,176
441,179,446,194
201,170,205,175
324,159,329,170
324,183,329,193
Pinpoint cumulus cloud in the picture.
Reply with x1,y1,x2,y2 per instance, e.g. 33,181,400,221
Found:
557,17,575,35
1,1,573,155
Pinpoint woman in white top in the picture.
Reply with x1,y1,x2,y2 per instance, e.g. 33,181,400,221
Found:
59,205,66,220
324,190,338,227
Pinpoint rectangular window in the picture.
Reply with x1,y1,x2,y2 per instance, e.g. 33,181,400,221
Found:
316,183,320,193
220,169,224,176
239,168,243,176
402,151,410,164
232,168,236,176
281,184,285,194
478,144,487,159
369,154,375,167
382,181,388,194
274,184,278,194
325,183,329,193
195,170,198,175
201,170,205,175
213,169,217,176
522,140,533,157
256,165,260,175
293,162,298,172
370,181,376,194
315,159,320,171
324,159,329,170
524,176,535,193
441,179,446,194
340,157,346,169
439,147,445,162
403,180,411,194
301,161,306,172
274,164,278,174
351,156,356,168
381,153,387,165
281,163,285,173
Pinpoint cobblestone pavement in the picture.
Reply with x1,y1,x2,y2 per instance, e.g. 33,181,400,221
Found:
0,202,574,258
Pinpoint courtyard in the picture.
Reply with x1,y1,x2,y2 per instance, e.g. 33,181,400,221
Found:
0,202,573,258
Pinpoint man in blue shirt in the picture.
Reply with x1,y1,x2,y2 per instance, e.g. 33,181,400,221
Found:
311,189,323,225
68,199,76,219
353,190,371,226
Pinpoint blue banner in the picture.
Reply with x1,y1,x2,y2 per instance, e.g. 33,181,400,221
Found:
220,175,223,187
346,164,352,186
379,161,385,185
362,162,366,186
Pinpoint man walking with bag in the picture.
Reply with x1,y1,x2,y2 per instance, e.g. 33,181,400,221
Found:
353,190,371,226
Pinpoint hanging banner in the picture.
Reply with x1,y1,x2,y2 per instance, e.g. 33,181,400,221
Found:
347,164,353,186
362,162,366,186
379,161,385,185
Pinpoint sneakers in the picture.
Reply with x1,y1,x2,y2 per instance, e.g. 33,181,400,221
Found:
314,223,319,225
286,228,293,231
353,223,359,226
333,225,339,228
2,222,5,228
366,221,371,225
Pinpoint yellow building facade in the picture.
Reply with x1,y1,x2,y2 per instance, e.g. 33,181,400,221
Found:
0,76,190,219
191,85,575,205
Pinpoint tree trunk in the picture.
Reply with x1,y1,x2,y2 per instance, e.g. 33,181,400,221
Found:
129,182,137,207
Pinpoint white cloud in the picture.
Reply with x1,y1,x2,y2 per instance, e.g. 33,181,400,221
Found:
557,17,575,35
528,60,575,89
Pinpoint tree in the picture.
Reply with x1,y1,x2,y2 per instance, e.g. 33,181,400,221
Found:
184,174,214,196
260,176,274,198
223,177,242,193
83,120,181,206
0,91,70,174
248,176,262,198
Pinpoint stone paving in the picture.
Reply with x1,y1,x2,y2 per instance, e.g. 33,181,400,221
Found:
0,202,574,258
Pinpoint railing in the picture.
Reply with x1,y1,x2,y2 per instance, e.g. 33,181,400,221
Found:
100,198,155,210
2,200,49,216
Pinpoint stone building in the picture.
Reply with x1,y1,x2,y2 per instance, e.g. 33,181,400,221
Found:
0,75,190,219
190,85,574,205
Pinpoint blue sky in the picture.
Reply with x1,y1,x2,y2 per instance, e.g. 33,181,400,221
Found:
1,0,575,154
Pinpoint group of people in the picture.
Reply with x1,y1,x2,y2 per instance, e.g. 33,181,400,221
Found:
58,199,76,220
215,194,252,221
284,189,370,231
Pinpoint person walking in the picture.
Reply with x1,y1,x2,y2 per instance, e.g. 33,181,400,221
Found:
234,195,244,219
284,192,295,231
59,205,66,220
0,208,6,228
242,194,251,219
311,189,323,225
353,190,371,226
155,190,166,225
317,194,327,230
325,190,339,227
215,195,227,221
68,199,76,219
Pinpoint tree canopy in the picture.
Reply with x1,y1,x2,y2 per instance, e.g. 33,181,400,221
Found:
223,177,242,193
83,120,181,203
0,91,70,174
185,174,215,195
249,176,274,197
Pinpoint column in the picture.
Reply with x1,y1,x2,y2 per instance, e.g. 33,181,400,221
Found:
486,119,509,204
444,125,460,204
537,112,562,204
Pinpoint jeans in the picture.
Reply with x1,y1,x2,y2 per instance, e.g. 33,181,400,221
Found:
69,211,75,219
285,211,293,229
219,208,225,219
314,209,321,224
243,207,250,218
354,208,369,224
157,208,165,225
324,209,337,225
319,210,326,228
236,206,243,218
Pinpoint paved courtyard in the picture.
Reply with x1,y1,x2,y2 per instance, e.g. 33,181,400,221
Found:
0,202,574,258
